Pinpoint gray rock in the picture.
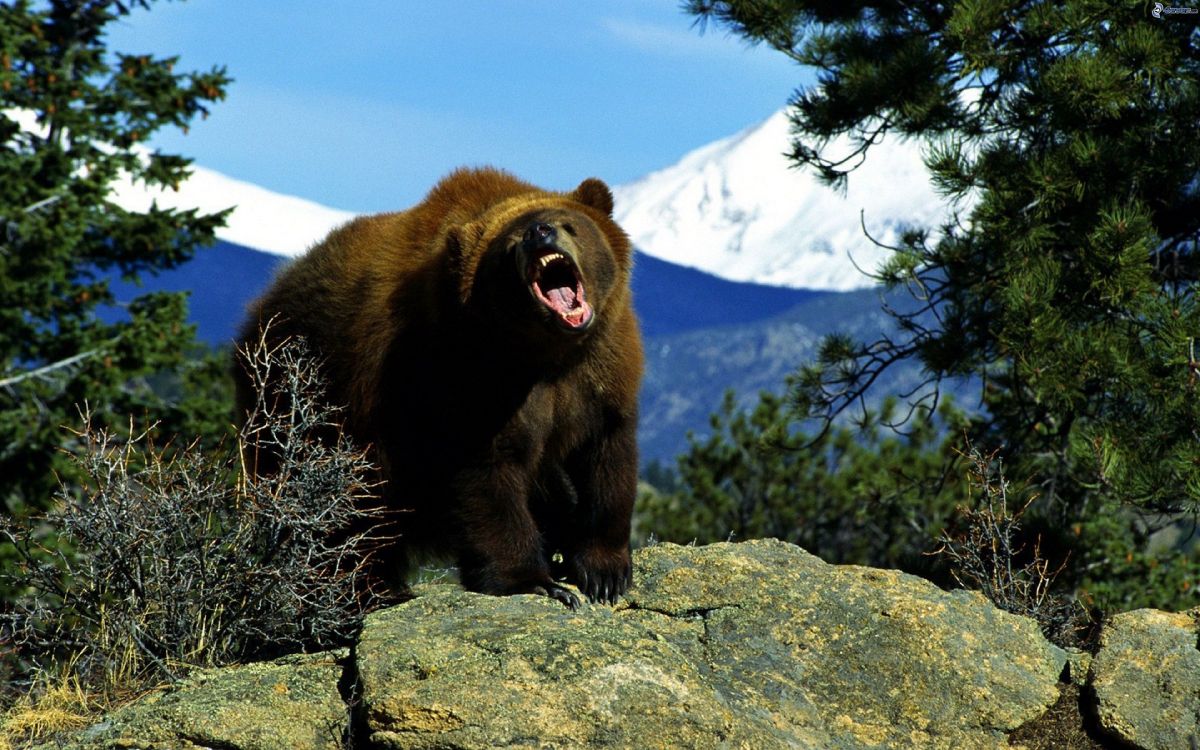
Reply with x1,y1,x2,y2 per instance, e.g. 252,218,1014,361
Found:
1091,607,1200,749
1062,648,1092,687
50,650,349,750
39,540,1086,749
357,539,1066,749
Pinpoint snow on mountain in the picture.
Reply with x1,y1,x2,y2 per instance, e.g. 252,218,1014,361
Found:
612,109,949,291
107,108,950,291
111,165,357,258
1,107,352,257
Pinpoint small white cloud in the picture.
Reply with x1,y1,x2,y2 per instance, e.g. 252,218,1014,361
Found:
601,17,752,60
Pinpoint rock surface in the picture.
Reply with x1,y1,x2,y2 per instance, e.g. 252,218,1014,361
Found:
1090,607,1200,750
54,650,349,750
357,539,1066,749
43,539,1198,750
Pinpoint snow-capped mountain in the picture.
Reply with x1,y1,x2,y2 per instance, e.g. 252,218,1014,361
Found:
613,109,948,291
3,106,353,256
88,111,949,462
110,164,356,258
107,108,949,294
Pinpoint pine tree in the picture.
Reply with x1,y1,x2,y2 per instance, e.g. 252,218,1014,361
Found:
638,391,967,578
684,1,1200,611
0,0,231,515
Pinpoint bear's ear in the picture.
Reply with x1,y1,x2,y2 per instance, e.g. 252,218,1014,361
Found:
572,178,614,217
444,223,483,305
445,225,466,259
445,221,482,260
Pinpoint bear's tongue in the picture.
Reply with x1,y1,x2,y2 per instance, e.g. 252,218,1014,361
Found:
533,257,592,329
542,281,592,328
544,284,577,311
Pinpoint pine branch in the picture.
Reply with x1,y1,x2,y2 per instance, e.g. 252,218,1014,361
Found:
0,346,110,391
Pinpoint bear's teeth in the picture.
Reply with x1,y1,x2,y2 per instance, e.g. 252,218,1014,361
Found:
538,252,564,268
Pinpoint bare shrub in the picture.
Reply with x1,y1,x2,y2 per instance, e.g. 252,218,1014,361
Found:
933,445,1087,646
0,328,382,701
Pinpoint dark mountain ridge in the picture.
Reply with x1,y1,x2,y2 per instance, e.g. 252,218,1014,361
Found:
109,240,829,345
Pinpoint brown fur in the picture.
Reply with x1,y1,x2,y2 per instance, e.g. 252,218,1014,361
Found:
235,167,643,607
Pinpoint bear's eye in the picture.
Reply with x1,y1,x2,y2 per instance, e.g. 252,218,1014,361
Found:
562,223,577,237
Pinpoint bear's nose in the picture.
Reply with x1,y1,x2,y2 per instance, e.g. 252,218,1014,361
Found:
524,222,557,247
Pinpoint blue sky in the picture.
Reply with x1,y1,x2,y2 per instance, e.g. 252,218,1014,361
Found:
105,1,808,213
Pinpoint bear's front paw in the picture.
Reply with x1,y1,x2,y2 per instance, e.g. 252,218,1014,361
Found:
570,546,631,605
504,579,580,609
467,566,582,609
529,581,582,610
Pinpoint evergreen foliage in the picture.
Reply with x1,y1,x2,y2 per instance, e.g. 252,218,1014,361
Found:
639,391,968,576
0,0,232,517
679,0,1200,611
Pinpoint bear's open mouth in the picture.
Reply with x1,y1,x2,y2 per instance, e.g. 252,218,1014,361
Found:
528,250,594,331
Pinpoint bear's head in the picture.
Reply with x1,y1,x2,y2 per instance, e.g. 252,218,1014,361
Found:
446,177,632,345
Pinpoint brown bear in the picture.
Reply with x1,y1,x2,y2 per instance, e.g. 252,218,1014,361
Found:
234,167,642,609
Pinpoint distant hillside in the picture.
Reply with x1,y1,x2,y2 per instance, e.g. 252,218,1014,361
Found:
108,240,827,344
642,289,871,462
639,288,974,463
108,240,284,346
630,253,827,338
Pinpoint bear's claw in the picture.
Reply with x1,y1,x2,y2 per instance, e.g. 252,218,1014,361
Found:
532,582,581,610
573,556,631,605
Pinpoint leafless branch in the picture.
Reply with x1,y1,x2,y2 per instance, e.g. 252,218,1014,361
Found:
1,323,385,696
0,347,106,391
931,443,1087,645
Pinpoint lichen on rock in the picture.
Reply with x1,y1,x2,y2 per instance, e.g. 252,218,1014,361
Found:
50,650,350,750
1090,607,1200,750
57,540,1186,750
356,539,1066,749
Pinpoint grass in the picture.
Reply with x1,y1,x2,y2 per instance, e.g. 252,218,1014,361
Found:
0,671,94,749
